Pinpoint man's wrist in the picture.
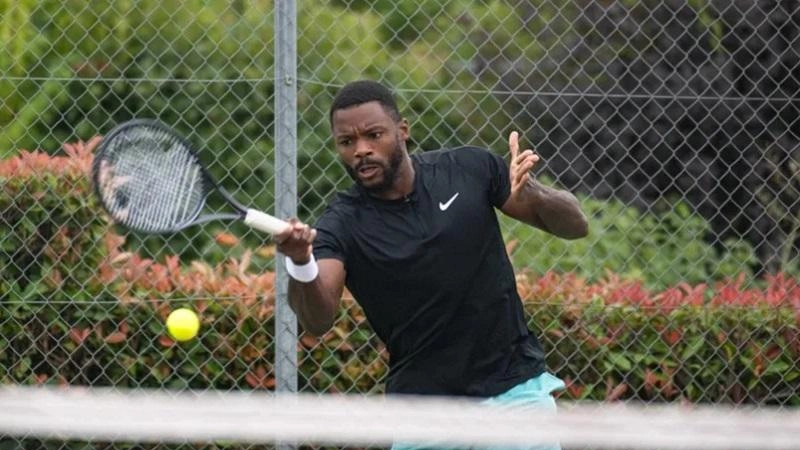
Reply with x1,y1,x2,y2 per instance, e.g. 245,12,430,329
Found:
285,254,319,282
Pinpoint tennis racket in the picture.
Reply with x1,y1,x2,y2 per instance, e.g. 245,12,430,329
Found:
91,119,289,235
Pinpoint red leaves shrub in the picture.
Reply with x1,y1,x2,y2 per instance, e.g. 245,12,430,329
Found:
0,137,98,179
519,271,800,404
518,270,800,311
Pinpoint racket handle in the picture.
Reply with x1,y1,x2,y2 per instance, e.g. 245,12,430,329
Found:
244,209,290,235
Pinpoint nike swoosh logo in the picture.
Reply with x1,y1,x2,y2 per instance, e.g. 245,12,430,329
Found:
439,192,460,211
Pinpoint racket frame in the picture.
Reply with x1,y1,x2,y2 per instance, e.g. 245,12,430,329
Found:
91,119,263,234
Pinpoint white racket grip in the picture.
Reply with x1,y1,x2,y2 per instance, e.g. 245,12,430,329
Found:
244,209,290,235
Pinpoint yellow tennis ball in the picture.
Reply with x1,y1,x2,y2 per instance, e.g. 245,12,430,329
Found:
166,308,200,342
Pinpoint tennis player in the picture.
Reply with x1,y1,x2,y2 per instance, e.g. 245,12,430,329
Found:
275,80,588,450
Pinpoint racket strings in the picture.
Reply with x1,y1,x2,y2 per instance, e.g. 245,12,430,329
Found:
99,125,206,232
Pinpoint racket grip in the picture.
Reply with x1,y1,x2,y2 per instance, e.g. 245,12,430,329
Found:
244,209,290,235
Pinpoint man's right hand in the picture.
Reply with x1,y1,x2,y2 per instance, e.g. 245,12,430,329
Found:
274,218,317,264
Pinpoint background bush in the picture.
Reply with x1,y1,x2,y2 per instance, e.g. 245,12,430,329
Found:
503,194,759,290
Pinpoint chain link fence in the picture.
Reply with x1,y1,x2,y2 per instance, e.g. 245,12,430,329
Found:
2,0,800,446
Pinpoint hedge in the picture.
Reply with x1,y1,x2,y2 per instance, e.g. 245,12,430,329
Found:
1,143,798,407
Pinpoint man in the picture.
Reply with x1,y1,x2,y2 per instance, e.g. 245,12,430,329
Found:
275,80,588,448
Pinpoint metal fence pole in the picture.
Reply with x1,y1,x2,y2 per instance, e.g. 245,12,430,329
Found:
274,0,298,401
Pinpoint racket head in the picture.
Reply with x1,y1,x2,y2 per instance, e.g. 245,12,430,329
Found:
91,119,214,234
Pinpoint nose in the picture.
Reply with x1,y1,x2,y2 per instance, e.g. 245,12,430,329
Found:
353,138,372,158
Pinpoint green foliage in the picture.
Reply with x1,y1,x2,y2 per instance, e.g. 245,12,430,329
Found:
3,0,781,276
504,194,759,289
1,1,280,260
0,0,581,260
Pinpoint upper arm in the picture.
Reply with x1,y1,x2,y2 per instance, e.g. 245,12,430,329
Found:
501,181,589,239
312,205,350,304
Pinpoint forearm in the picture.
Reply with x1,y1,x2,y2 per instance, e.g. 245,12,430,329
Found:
523,180,589,239
288,277,339,336
275,220,344,336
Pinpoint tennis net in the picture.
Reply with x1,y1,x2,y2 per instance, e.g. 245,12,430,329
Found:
1,385,799,449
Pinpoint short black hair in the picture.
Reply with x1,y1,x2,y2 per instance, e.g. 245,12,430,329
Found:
329,80,401,125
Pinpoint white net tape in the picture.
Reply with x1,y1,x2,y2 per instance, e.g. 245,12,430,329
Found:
1,386,799,450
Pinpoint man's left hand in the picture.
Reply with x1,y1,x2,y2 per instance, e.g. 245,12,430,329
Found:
508,131,540,200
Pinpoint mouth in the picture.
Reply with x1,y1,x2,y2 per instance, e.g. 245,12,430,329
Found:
357,164,381,179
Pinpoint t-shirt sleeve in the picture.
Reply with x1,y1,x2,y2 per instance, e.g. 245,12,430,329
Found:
455,146,512,208
312,206,348,263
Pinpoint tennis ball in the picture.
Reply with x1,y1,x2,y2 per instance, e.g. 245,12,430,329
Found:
166,308,200,342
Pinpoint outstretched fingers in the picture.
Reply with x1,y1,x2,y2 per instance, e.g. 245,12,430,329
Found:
508,131,540,194
509,130,520,160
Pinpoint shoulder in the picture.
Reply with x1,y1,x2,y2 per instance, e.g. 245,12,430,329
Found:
313,187,361,254
317,186,361,226
415,145,489,162
415,146,506,178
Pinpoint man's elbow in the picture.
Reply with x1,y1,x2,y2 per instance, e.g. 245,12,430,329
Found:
300,319,335,337
561,216,589,240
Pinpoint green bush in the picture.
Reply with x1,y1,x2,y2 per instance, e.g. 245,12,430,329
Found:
503,195,760,290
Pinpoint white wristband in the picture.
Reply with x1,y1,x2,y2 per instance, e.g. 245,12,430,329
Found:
285,254,319,283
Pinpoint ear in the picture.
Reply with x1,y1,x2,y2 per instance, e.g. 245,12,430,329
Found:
397,118,410,141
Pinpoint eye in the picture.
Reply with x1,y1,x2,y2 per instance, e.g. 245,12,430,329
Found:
369,131,383,139
338,138,352,147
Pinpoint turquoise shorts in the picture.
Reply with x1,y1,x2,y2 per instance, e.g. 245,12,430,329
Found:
391,372,566,450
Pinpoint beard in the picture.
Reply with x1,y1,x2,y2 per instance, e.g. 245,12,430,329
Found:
345,137,404,195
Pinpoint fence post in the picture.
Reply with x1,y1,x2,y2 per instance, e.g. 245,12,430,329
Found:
274,0,298,405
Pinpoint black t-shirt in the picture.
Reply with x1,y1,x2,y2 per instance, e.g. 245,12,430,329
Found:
312,146,545,397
